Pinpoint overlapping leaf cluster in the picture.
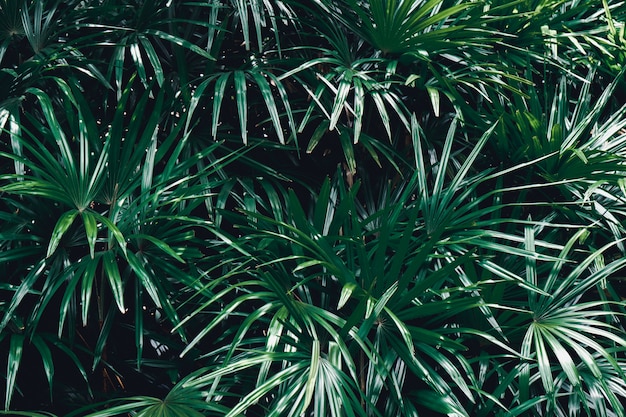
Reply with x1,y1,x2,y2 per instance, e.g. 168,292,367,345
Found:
1,0,626,416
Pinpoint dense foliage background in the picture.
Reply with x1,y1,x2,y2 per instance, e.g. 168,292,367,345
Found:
2,0,626,416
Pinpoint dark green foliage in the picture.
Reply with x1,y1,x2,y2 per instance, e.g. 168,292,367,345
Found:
2,1,626,416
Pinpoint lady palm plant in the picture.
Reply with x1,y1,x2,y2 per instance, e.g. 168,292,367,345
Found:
74,116,626,417
3,0,626,416
481,67,626,255
0,78,246,410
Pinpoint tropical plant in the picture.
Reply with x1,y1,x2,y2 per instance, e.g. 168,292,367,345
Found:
2,0,626,416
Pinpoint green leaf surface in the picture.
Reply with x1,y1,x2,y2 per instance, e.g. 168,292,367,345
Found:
46,210,78,258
